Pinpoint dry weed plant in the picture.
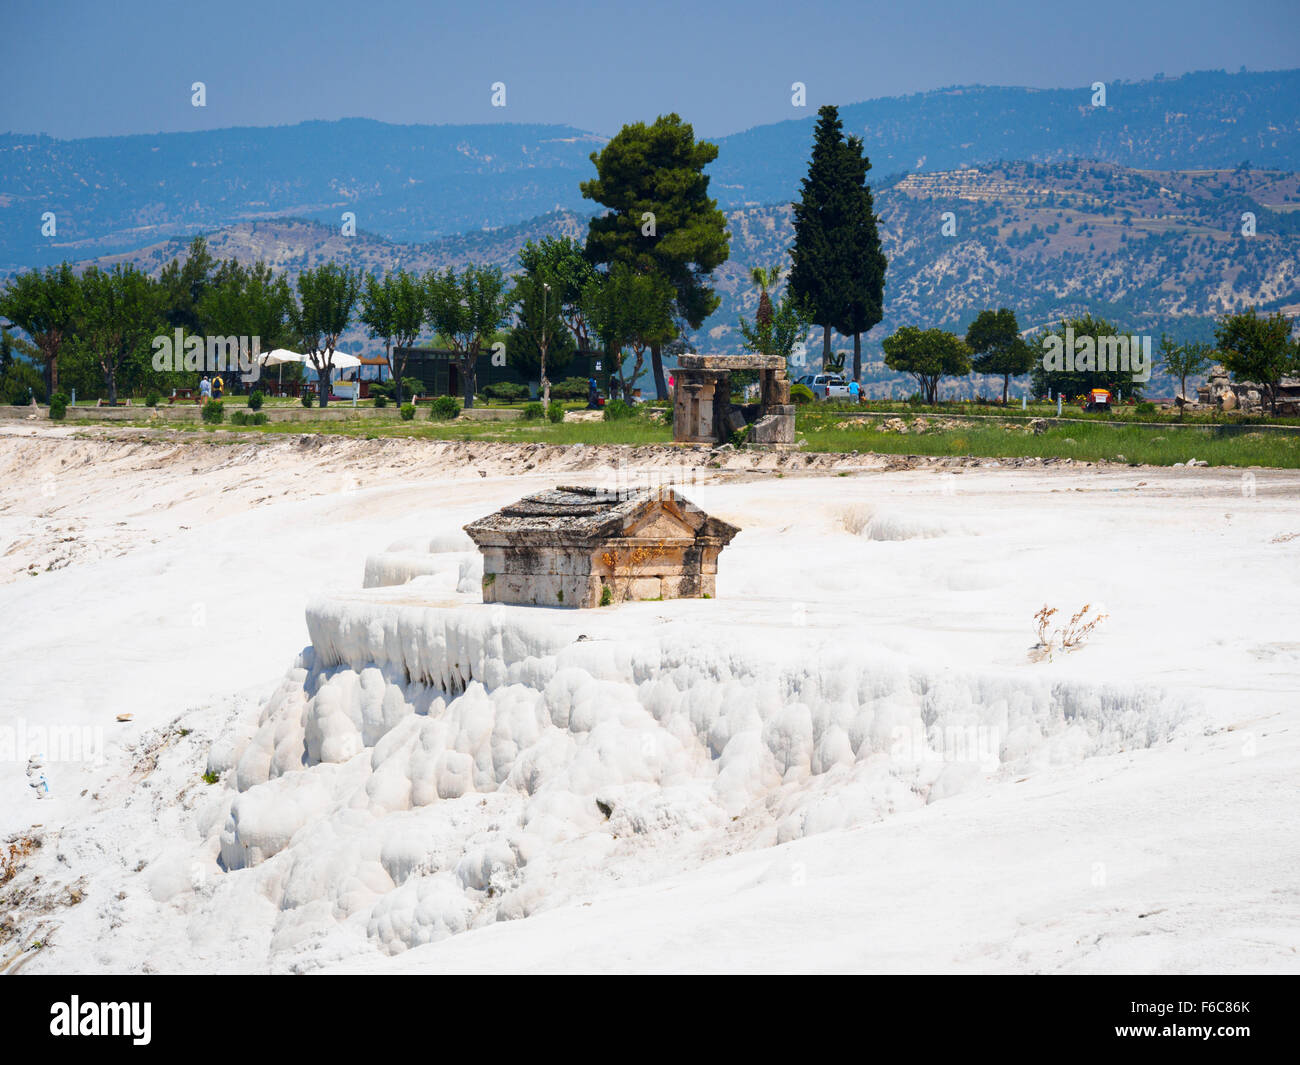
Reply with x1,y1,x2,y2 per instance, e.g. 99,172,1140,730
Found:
1032,603,1108,661
839,504,873,535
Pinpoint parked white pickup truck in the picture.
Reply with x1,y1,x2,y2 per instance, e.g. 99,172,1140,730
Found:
806,373,851,401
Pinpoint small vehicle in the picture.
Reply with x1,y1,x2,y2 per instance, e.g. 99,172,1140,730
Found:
1081,388,1112,412
810,373,851,401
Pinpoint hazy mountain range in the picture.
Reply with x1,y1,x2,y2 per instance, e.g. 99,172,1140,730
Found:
77,159,1300,379
5,68,1300,271
4,68,1300,387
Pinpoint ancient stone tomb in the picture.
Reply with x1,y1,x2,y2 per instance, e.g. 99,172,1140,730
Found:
463,485,740,608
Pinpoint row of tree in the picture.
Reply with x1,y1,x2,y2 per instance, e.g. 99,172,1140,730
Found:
1,107,893,406
877,306,1300,411
0,111,741,407
0,248,301,405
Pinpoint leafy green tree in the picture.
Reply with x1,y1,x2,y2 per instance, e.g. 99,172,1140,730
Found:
78,264,164,406
198,261,293,392
360,269,426,405
289,263,361,407
0,327,48,404
581,114,730,399
1029,314,1143,400
0,263,81,395
159,236,217,333
1215,308,1297,414
789,106,860,370
582,264,676,400
424,265,511,409
965,308,1035,405
509,268,575,408
739,293,811,367
0,355,45,405
1158,333,1213,409
882,326,972,404
737,264,812,383
834,134,888,383
517,236,596,352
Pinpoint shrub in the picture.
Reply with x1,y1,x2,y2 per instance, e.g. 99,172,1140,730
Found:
231,410,247,425
550,376,589,400
249,411,267,425
790,383,814,405
599,584,614,607
247,390,264,411
481,381,530,402
1135,401,1156,416
372,376,421,402
429,395,460,421
48,392,68,420
373,393,388,408
400,403,416,421
201,400,224,424
144,390,161,408
546,401,565,423
603,398,633,421
522,401,544,421
301,392,314,408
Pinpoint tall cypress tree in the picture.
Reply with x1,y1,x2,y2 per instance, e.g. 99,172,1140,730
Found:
789,105,857,368
835,135,888,384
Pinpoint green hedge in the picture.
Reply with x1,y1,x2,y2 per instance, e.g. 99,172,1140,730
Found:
481,381,530,402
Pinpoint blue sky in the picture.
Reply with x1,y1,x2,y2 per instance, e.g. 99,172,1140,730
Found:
3,0,1299,140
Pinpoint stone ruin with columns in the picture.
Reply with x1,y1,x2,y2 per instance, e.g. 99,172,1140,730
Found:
671,354,796,446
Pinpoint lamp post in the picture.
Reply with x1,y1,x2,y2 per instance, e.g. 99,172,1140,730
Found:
540,282,552,408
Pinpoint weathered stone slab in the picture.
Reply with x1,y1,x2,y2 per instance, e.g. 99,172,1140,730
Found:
677,354,787,371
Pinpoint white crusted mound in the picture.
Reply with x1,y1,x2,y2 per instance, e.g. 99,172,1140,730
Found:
204,592,1189,962
362,533,480,590
860,508,973,541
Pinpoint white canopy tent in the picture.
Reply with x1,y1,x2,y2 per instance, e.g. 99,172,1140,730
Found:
256,348,301,391
256,349,362,394
257,348,302,366
302,350,362,371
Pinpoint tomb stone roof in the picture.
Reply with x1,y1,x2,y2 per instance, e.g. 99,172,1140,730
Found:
464,485,739,545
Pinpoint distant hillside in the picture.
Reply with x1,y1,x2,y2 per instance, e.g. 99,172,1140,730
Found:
710,69,1300,205
0,120,605,270
6,68,1300,273
77,161,1300,390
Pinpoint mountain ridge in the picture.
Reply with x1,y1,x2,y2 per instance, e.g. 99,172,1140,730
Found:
6,68,1300,272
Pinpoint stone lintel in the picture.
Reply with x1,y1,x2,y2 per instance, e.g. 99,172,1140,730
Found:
677,354,788,371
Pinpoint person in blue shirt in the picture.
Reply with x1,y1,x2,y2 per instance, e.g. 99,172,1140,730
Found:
849,379,861,403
